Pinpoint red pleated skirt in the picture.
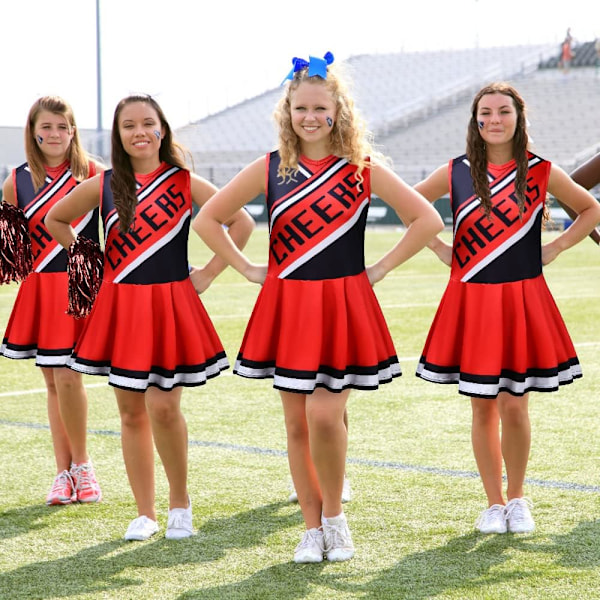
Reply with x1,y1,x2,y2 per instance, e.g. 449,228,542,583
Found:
1,272,86,366
234,271,401,393
416,274,581,398
69,278,228,391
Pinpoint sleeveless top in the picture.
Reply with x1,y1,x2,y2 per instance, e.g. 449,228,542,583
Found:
14,160,99,272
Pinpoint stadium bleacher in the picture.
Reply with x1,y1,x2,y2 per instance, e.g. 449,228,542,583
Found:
174,41,599,203
1,42,598,208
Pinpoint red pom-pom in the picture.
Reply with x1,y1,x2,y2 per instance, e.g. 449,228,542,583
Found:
67,237,104,319
0,202,33,284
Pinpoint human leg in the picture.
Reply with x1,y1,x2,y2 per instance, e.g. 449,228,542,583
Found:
40,367,72,473
115,388,156,521
145,387,188,510
145,386,193,539
52,367,89,464
497,392,530,500
281,391,322,529
498,391,534,533
471,396,504,506
41,367,76,505
306,389,353,561
471,396,507,533
306,389,349,519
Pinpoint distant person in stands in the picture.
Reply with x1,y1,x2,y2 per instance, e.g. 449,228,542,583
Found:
0,96,103,506
194,52,444,563
560,28,574,74
414,82,600,535
46,94,254,541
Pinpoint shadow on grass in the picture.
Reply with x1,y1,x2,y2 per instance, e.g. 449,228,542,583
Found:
0,501,299,599
3,507,600,599
0,502,58,539
177,521,600,599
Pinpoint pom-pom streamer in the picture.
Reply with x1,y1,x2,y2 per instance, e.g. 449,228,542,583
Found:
0,202,33,284
67,237,104,319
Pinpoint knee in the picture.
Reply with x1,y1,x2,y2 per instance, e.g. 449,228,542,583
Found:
500,401,529,428
147,402,181,428
119,404,149,429
285,417,309,444
53,368,83,392
307,411,339,439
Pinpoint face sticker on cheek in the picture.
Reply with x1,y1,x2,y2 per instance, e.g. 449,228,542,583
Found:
153,130,161,140
478,121,484,129
37,135,43,144
326,117,333,127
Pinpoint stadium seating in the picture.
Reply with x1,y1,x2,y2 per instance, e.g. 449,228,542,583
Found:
175,42,600,196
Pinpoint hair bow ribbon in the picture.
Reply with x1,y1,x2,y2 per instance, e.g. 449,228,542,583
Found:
281,51,334,85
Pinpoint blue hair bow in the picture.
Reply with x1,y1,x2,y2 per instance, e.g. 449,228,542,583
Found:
281,51,334,85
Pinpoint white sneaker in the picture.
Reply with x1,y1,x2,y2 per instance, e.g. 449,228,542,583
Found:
505,497,535,533
475,504,507,534
322,513,355,562
293,528,324,563
287,480,298,503
165,499,194,540
124,516,159,541
341,477,352,503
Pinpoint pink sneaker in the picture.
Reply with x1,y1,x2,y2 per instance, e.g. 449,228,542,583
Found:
70,460,102,503
46,470,76,505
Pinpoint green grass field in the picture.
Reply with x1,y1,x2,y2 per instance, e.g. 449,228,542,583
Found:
1,228,599,600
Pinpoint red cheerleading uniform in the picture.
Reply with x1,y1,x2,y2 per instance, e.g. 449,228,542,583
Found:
416,153,581,398
1,160,99,366
234,152,401,393
68,162,228,391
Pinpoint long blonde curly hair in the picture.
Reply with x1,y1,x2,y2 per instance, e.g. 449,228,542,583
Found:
273,60,385,188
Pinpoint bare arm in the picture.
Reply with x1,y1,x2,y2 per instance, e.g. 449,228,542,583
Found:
2,175,16,206
189,173,256,293
561,153,600,244
45,175,102,248
368,162,444,284
543,164,600,264
571,153,600,190
193,156,266,284
414,164,453,266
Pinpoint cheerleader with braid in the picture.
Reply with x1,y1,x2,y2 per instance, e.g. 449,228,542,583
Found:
194,53,443,563
1,96,103,507
46,95,254,541
415,83,600,535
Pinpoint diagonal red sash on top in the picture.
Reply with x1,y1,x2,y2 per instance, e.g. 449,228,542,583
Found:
268,157,370,278
451,156,548,282
103,165,191,282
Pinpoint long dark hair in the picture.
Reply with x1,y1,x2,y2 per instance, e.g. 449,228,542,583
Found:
466,82,529,217
110,94,188,232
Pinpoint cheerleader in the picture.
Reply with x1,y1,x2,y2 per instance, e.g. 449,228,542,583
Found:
46,95,254,541
414,82,600,534
194,53,443,562
1,96,102,506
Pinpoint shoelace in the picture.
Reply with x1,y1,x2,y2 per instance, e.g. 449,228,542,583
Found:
71,464,94,492
476,504,505,527
505,498,533,522
51,471,74,493
168,509,190,530
323,522,350,551
296,529,322,551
